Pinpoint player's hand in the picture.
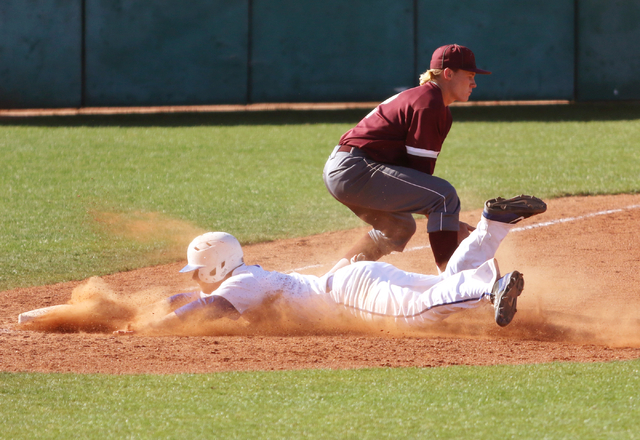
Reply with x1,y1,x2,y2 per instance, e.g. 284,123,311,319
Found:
113,325,136,335
458,221,475,243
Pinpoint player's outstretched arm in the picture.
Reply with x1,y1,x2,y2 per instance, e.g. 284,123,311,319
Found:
115,312,184,335
113,312,183,335
114,295,241,335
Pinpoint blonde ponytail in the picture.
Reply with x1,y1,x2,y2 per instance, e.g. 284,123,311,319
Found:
419,69,443,85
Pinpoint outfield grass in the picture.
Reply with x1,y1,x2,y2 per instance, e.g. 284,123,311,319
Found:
1,360,639,439
1,103,639,291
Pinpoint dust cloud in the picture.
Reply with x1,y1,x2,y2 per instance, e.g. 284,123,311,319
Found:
91,210,206,261
16,273,640,348
18,278,137,333
17,278,404,337
15,211,640,347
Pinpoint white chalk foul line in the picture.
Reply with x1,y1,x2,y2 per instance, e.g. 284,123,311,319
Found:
511,204,640,232
290,204,640,272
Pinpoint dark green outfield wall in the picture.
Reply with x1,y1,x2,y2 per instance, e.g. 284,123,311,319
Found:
0,0,82,108
85,0,249,106
1,0,639,108
577,0,640,101
417,0,576,101
251,0,415,103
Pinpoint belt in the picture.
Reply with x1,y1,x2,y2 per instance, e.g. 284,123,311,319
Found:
337,145,369,157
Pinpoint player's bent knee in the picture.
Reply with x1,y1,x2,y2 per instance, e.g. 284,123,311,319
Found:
369,224,415,254
436,184,460,213
390,221,417,242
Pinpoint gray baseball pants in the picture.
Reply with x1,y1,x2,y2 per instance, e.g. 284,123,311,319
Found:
323,145,460,255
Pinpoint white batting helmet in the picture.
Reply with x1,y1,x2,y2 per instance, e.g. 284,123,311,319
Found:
179,232,244,284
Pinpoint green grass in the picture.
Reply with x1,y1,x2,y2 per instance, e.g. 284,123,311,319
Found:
1,360,639,439
442,118,640,207
1,103,639,290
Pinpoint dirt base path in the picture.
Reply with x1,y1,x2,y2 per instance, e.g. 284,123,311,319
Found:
2,194,640,374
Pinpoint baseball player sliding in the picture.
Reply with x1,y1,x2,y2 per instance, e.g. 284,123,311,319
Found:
113,195,546,335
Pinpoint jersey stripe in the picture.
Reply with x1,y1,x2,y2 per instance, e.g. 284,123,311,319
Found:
406,146,439,159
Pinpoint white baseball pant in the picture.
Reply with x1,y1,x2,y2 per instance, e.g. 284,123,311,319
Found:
327,217,512,324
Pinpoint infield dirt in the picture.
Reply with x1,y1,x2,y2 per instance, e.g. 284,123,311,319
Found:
1,194,639,374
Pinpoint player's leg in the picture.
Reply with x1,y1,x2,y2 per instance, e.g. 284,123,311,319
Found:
329,261,441,318
324,147,460,269
441,217,511,277
343,206,416,260
330,260,493,322
417,259,499,322
330,260,523,326
427,230,459,273
415,261,524,326
442,195,547,277
324,149,417,260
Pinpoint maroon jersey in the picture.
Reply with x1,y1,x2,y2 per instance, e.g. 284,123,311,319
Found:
339,82,452,175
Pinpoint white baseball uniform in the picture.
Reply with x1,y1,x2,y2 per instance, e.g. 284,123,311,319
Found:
171,217,512,326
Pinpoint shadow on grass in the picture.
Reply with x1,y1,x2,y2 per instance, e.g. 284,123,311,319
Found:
1,102,639,127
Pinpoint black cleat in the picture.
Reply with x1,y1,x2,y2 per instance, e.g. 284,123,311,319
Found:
483,195,547,224
491,271,524,327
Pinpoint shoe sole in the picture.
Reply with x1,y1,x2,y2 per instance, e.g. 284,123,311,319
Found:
485,196,547,218
494,271,524,327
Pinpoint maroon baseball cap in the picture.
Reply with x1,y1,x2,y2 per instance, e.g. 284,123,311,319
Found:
430,44,491,74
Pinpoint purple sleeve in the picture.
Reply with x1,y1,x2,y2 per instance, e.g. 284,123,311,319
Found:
174,295,241,321
166,291,201,311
